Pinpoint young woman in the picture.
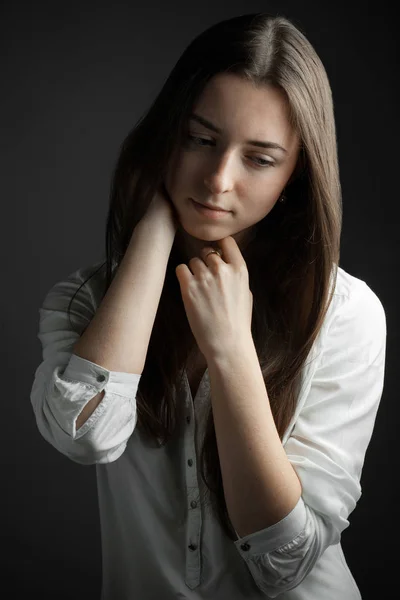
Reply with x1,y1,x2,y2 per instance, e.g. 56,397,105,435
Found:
31,13,386,600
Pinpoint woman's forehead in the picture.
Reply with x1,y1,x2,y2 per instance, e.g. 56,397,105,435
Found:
192,74,300,153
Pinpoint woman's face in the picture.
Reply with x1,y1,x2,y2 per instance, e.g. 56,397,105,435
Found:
165,73,301,259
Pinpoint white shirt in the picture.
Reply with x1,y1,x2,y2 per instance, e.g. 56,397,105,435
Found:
30,259,386,599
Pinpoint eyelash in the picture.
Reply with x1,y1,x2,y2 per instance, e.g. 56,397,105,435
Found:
187,135,275,168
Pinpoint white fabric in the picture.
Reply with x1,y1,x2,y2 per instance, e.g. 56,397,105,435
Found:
30,259,386,599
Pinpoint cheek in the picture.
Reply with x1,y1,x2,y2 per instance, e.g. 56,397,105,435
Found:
251,200,276,221
240,183,280,212
176,152,198,178
234,191,280,227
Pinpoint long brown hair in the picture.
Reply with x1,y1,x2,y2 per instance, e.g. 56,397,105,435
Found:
68,13,341,541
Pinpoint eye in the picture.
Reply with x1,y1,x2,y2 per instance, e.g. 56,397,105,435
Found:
187,135,213,146
251,157,275,168
187,134,275,168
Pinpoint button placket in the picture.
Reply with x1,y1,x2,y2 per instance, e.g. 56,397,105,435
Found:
183,387,202,588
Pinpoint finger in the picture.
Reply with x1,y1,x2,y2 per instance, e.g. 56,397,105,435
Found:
188,256,210,276
175,263,194,286
200,246,223,263
216,236,247,269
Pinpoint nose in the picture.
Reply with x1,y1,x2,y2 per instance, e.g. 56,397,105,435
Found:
203,152,235,195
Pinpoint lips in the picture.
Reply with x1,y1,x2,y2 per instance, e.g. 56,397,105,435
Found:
193,199,229,212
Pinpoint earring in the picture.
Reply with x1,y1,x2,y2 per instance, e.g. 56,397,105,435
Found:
279,192,286,203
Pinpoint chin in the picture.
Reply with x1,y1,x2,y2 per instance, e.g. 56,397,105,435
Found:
183,226,224,243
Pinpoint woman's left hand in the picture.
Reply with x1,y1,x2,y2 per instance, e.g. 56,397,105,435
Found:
175,236,253,361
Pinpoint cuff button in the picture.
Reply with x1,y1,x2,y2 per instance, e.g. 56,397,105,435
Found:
96,374,106,382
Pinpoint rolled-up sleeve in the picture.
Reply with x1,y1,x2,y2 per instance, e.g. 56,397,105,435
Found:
30,266,141,465
233,280,387,597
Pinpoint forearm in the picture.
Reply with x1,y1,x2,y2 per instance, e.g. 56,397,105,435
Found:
207,336,302,538
73,219,176,428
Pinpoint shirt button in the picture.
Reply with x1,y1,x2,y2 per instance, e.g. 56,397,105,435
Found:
188,543,197,551
240,542,251,551
186,416,191,424
187,459,193,467
190,500,197,509
96,374,106,382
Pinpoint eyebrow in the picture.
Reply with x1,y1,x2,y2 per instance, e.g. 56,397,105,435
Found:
189,113,288,154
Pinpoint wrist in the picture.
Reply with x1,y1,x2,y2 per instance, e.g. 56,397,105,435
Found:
205,331,255,367
135,216,177,244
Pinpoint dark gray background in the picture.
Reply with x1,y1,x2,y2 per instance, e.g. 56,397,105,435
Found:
2,0,397,598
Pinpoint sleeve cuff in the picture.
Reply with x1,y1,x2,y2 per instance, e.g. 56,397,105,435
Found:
63,353,141,398
46,353,141,439
234,495,307,556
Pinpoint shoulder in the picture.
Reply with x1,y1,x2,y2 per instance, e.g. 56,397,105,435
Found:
322,263,387,365
41,258,107,314
68,258,108,311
